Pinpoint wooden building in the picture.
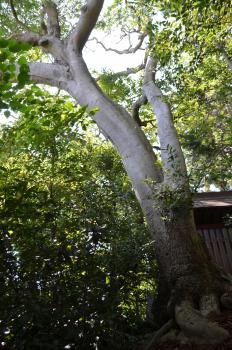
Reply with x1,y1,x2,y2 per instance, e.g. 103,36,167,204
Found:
193,191,232,274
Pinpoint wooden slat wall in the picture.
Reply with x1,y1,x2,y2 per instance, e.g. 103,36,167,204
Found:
198,228,232,274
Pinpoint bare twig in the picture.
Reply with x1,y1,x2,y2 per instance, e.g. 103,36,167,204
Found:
93,33,146,54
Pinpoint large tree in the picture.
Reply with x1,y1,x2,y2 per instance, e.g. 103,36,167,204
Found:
1,0,231,345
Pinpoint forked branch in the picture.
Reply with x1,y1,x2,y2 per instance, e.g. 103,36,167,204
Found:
93,33,146,54
12,31,67,63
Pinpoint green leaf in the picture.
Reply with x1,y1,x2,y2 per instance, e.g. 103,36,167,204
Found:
19,42,31,50
0,51,8,61
18,56,28,66
4,110,10,118
0,38,8,48
8,40,23,53
89,107,100,116
17,70,29,86
0,100,8,109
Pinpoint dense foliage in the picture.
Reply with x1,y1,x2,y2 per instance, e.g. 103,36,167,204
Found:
0,38,31,112
0,88,156,349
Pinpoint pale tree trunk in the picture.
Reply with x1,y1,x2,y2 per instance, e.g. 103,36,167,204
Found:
10,0,232,344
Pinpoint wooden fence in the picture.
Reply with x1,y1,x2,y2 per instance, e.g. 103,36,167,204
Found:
198,227,232,274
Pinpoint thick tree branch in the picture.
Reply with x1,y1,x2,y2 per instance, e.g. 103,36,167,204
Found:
144,56,157,84
68,0,104,54
42,0,61,38
12,31,67,63
93,33,146,54
28,62,72,89
11,31,41,46
143,57,188,187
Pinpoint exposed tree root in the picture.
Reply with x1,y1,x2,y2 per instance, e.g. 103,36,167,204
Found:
218,269,232,284
140,272,232,349
200,294,220,316
144,319,174,350
219,270,232,309
221,292,232,309
138,295,232,350
175,300,230,344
